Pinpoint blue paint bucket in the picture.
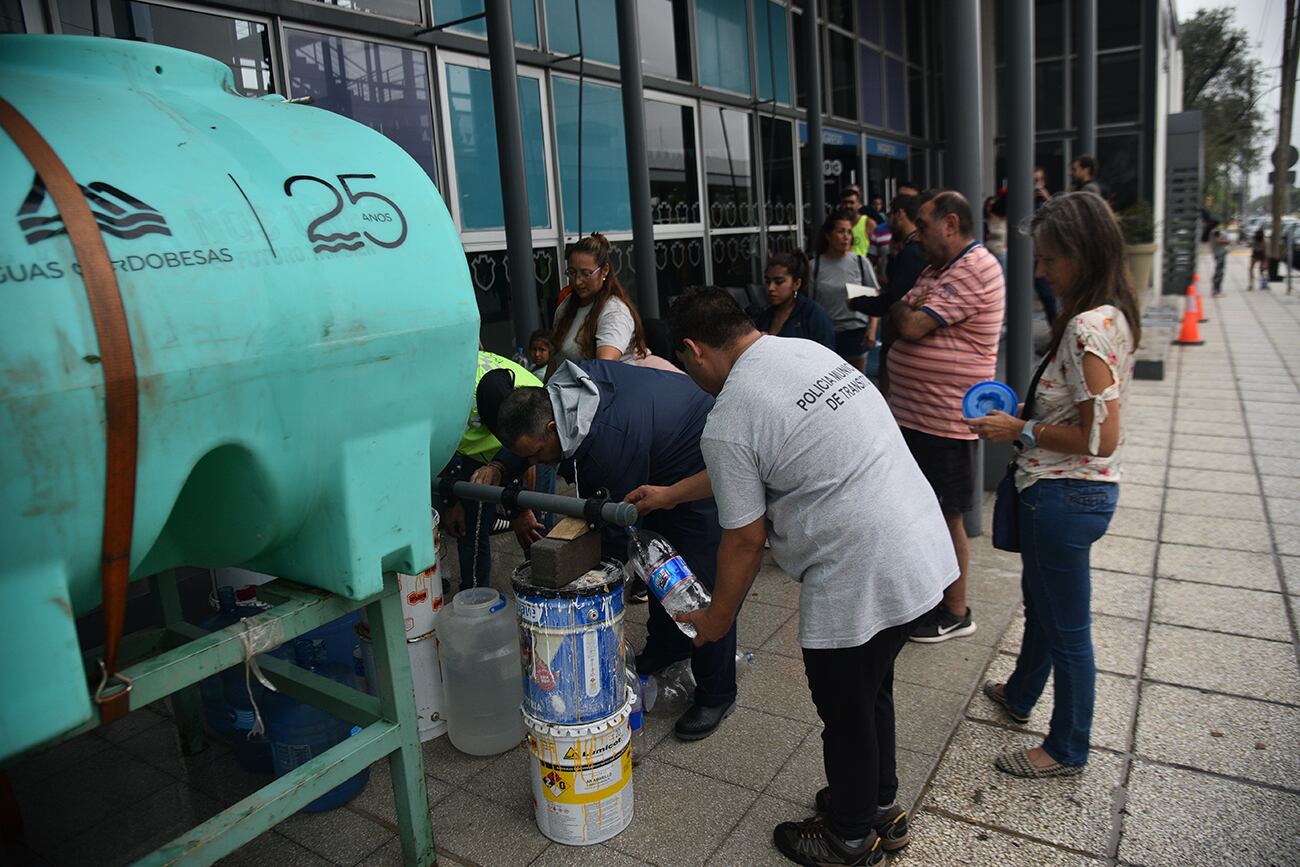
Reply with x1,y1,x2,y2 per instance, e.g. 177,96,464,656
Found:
512,562,626,725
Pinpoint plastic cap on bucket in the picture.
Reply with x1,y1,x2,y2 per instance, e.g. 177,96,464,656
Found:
962,380,1018,419
452,588,507,617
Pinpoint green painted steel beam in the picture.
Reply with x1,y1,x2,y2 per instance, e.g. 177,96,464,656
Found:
101,582,380,713
135,720,401,866
257,652,382,727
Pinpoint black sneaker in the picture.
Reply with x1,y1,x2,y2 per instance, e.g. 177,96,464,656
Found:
908,605,977,643
628,577,649,604
772,816,883,866
814,788,910,852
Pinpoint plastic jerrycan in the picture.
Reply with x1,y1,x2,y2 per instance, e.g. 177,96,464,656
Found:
0,35,480,762
436,589,525,756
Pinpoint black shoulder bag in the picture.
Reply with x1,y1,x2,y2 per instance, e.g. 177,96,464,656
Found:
991,351,1054,553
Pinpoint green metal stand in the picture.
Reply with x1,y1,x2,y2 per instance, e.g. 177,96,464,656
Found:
85,572,435,866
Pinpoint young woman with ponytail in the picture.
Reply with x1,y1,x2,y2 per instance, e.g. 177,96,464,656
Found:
754,248,835,349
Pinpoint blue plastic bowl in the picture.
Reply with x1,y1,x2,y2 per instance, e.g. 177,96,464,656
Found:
963,380,1018,418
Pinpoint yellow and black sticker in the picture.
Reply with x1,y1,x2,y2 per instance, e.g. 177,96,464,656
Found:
535,746,631,805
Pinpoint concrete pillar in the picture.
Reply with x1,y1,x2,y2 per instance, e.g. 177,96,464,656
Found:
1075,0,1097,157
614,0,660,317
800,5,825,233
1006,0,1035,396
944,1,985,537
485,0,541,346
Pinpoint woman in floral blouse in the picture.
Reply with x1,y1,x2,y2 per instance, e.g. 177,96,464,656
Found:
965,192,1140,778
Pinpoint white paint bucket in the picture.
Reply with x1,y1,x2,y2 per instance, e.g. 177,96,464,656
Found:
358,626,448,742
524,688,634,846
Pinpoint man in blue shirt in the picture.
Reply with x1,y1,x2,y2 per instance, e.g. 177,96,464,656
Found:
473,360,738,740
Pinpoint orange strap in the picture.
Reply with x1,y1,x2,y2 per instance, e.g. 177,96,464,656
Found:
0,97,139,723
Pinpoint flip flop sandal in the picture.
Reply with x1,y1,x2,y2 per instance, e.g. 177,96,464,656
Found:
994,748,1085,778
982,681,1031,724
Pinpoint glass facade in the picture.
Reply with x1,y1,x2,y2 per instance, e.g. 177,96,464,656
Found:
639,0,692,80
553,77,631,233
432,0,537,45
695,0,751,95
21,0,1160,352
644,100,701,225
285,31,438,182
443,63,550,230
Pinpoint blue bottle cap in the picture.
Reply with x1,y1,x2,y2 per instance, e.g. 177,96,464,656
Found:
962,380,1018,419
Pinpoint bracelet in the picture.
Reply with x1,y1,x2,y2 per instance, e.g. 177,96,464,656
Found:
487,460,508,479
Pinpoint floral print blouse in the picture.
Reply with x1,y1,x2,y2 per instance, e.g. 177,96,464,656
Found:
1015,305,1134,491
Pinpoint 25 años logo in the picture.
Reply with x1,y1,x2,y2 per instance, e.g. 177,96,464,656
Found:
283,173,408,254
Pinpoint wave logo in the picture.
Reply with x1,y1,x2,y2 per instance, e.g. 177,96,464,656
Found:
18,174,171,245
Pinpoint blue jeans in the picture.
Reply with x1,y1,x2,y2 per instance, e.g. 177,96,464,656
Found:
1004,478,1118,767
450,457,496,592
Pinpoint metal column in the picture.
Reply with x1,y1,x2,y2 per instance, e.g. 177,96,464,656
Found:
1006,0,1035,396
614,0,660,317
1075,0,1096,158
800,5,825,233
485,0,541,346
943,1,983,222
944,1,985,537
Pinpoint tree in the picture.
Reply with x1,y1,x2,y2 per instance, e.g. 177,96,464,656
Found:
1180,9,1270,214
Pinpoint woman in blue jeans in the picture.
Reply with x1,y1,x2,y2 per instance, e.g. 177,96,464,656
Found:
965,191,1140,777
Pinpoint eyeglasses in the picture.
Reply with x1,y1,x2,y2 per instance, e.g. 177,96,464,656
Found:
565,268,602,279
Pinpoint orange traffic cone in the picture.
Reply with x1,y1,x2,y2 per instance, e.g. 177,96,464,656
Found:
1175,305,1204,345
1191,286,1208,323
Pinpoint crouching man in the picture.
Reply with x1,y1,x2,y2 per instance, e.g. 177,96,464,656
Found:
473,360,738,740
668,289,957,866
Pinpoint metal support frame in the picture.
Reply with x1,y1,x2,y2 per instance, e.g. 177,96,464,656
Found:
1075,0,1096,158
614,0,660,318
944,0,985,538
64,573,434,866
800,6,824,234
485,0,542,347
1005,0,1035,397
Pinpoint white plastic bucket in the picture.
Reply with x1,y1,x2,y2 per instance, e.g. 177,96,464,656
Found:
359,626,448,742
524,688,634,846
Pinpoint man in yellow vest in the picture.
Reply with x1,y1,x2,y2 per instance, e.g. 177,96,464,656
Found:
840,187,875,258
441,351,543,593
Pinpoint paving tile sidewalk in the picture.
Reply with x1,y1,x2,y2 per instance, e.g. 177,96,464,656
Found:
4,254,1297,867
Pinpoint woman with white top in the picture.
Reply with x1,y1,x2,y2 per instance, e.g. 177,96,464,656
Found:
807,213,881,373
965,192,1139,778
548,232,647,374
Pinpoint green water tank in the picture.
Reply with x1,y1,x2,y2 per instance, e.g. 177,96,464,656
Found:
0,36,479,760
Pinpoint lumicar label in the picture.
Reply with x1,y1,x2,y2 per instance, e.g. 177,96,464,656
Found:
537,746,631,804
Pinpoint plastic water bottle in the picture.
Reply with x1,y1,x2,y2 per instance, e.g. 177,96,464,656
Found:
627,529,712,638
626,664,645,765
644,660,695,715
736,650,754,680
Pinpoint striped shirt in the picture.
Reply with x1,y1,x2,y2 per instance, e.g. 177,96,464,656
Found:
887,243,1005,439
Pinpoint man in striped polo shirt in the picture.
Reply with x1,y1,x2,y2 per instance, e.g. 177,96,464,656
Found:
887,190,1005,643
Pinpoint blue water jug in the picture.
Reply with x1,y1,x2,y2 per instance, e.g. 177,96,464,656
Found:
222,657,273,774
266,639,369,812
299,611,360,677
198,586,244,742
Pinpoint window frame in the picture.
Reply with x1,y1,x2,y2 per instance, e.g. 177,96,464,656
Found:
436,49,557,244
279,21,441,188
643,88,707,239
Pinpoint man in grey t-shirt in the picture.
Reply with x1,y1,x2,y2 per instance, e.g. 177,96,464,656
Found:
666,288,956,866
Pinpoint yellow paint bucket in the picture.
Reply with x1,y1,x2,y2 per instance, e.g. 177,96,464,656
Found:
524,687,634,845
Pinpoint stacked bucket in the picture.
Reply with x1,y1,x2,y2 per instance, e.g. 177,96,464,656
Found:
512,561,636,846
357,514,448,742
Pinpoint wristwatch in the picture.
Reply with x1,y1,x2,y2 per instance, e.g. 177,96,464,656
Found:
1017,419,1040,450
